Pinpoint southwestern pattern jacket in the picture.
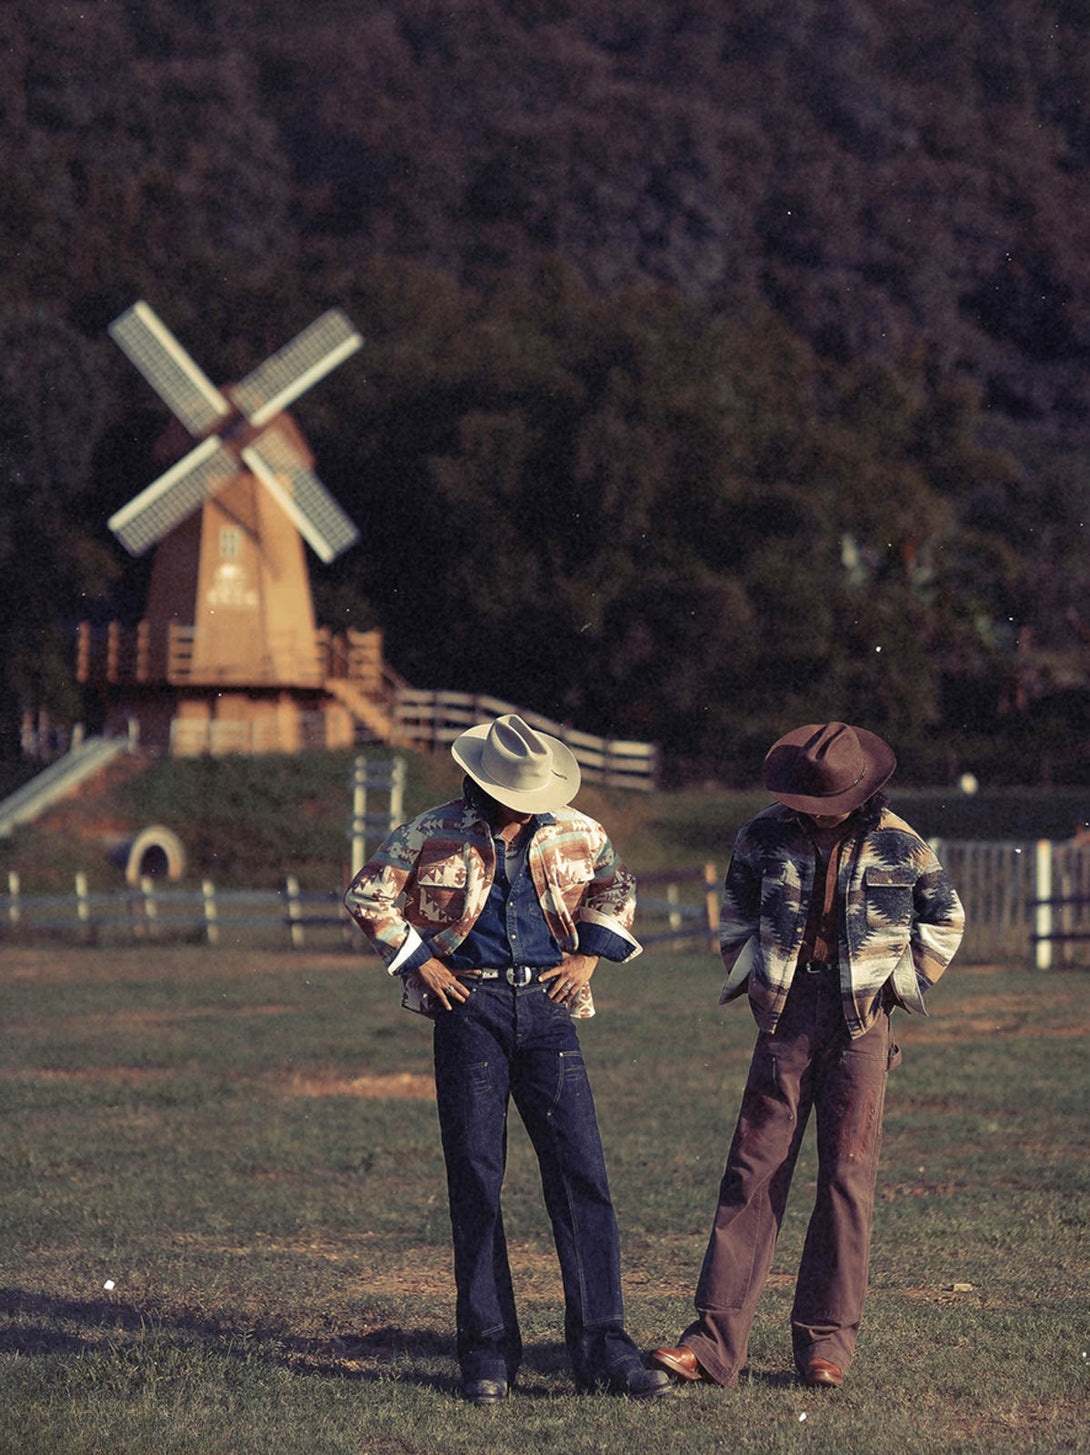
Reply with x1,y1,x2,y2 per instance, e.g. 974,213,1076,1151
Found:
718,804,965,1038
343,799,641,1019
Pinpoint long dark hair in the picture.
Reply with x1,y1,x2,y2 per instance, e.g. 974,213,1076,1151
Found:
853,790,890,835
462,774,500,817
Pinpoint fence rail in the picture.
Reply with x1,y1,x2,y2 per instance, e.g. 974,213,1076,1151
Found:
0,866,714,951
76,622,391,692
5,843,1087,965
1,874,353,950
393,689,659,790
634,863,720,949
933,838,1090,967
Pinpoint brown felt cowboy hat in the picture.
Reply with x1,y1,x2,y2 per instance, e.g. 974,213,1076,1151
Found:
762,721,896,815
452,713,581,814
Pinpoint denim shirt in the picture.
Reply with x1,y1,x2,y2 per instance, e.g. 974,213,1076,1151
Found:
445,825,564,970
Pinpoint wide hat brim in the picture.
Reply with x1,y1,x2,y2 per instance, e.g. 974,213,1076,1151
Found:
452,720,581,813
763,722,896,815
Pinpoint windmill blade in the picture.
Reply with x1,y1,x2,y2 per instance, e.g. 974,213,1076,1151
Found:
108,437,237,556
232,309,363,428
109,301,232,438
241,433,360,564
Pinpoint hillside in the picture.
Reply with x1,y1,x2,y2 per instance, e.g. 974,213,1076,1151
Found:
2,0,1088,780
0,747,1085,894
6,0,1089,433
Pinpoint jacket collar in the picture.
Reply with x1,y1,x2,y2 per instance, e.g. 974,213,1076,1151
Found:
458,799,556,833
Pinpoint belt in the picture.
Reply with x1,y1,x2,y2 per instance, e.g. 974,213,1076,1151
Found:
474,965,548,987
801,959,838,975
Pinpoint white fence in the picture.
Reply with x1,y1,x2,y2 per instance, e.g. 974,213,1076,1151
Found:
933,838,1090,967
393,689,659,791
0,873,351,950
0,865,716,952
4,844,1087,966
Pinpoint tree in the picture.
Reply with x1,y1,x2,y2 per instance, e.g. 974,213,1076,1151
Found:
0,309,119,752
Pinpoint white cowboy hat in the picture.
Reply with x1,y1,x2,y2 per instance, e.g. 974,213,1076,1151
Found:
451,713,581,813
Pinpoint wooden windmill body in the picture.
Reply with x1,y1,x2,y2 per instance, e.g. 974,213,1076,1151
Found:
83,302,390,755
141,410,321,688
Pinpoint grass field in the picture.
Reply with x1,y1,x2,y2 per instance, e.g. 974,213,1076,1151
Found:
2,943,1088,1454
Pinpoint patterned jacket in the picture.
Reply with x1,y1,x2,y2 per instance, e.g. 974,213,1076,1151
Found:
718,803,965,1038
343,799,641,1018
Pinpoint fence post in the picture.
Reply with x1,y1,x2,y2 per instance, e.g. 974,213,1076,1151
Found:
666,882,681,932
390,755,405,834
1035,839,1052,971
349,754,406,878
703,861,719,952
75,871,92,942
286,874,305,949
202,879,219,945
141,875,159,938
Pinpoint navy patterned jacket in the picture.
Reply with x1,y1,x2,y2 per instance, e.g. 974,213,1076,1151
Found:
718,803,965,1038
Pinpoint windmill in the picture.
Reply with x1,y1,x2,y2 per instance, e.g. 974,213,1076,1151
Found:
88,301,384,755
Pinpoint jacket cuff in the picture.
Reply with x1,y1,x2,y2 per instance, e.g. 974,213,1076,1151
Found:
577,906,642,961
388,925,428,975
891,944,929,1015
577,922,636,962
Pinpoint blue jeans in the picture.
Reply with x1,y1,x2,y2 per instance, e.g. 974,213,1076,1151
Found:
432,981,638,1385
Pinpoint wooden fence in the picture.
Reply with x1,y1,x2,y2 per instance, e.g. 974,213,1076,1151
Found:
5,844,1087,966
1,873,350,951
0,865,715,952
635,863,720,950
76,622,390,691
933,838,1090,967
393,689,659,791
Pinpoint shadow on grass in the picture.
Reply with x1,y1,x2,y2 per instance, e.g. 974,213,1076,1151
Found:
0,1288,572,1397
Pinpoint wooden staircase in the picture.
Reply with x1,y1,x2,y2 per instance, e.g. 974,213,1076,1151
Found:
322,676,397,743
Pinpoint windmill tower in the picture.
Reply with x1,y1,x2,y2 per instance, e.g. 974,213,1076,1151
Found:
81,301,391,755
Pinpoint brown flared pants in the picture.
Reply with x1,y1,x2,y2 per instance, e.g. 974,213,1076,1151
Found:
680,966,898,1386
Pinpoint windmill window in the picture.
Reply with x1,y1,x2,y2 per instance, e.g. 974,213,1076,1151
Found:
220,527,241,559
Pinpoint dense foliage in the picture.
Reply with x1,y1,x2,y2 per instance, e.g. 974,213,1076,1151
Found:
1,0,1088,782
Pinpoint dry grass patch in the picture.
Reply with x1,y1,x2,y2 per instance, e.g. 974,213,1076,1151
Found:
284,1071,435,1099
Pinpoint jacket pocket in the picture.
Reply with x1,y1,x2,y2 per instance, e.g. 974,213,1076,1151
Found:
415,851,469,919
546,853,595,889
864,865,916,929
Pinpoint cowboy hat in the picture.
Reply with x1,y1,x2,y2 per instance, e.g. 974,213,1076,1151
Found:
451,713,581,813
762,721,896,815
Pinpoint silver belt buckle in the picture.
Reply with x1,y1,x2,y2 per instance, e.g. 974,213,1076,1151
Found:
505,964,533,987
804,959,835,975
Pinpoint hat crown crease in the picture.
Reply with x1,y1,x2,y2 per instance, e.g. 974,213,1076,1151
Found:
793,722,867,798
480,716,557,792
